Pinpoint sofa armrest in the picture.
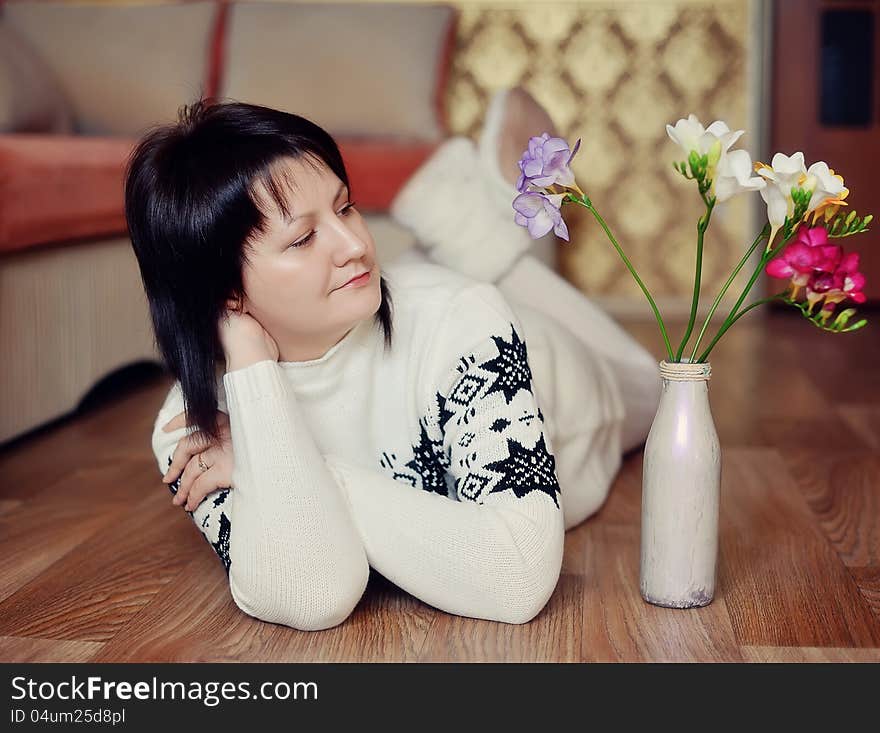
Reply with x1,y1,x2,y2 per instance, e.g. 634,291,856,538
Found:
0,133,135,254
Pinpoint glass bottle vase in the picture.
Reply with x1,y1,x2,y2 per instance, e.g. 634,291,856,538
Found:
639,359,721,608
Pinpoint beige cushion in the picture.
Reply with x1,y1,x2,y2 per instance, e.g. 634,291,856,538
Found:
221,2,454,141
0,21,74,134
2,0,218,136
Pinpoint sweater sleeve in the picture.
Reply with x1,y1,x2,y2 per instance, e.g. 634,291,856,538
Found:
150,383,234,574
324,283,565,625
150,361,369,631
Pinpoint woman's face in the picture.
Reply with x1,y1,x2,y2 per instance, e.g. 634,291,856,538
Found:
240,155,382,362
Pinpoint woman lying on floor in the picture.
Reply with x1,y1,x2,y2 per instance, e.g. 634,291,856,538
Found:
125,89,660,631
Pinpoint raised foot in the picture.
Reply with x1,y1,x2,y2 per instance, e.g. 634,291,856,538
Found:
495,87,560,187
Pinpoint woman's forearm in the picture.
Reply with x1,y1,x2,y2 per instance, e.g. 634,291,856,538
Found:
221,359,369,630
325,455,565,625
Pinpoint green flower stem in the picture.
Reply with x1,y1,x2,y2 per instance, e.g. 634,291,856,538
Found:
696,231,796,363
694,293,788,359
573,197,674,361
687,224,770,363
674,195,716,361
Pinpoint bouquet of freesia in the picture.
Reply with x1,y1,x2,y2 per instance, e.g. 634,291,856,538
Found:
512,115,872,364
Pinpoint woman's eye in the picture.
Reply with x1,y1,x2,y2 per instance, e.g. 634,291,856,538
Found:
288,231,314,248
287,202,355,249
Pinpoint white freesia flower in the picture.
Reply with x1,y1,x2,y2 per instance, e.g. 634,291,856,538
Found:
755,154,849,244
801,161,848,213
667,114,747,197
666,114,745,160
755,152,807,248
666,114,706,153
713,149,765,202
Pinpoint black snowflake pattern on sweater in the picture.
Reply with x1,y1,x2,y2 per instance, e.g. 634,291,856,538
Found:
405,420,450,495
481,328,534,404
378,419,451,497
382,323,561,509
165,455,232,574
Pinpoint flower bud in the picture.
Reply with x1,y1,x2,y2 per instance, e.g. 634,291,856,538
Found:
832,308,857,329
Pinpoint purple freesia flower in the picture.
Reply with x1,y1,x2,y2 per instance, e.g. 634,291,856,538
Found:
513,192,569,240
516,133,582,193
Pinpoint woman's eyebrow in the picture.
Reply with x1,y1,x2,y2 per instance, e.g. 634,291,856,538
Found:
284,182,348,224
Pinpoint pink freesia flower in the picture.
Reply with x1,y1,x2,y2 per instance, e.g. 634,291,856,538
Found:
806,251,867,319
513,191,569,240
796,224,829,248
794,224,842,272
765,223,847,300
516,133,581,193
764,241,818,294
768,222,868,317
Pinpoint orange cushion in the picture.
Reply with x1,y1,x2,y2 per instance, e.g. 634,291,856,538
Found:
339,139,438,211
0,134,134,254
0,133,437,254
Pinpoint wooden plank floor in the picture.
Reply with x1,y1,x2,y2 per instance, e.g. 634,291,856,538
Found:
1,308,878,663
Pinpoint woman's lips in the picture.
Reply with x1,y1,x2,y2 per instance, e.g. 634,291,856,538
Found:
340,269,371,289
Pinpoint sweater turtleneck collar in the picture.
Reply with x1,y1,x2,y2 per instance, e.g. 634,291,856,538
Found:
275,314,379,394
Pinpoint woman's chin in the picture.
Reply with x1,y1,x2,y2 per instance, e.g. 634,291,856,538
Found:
350,280,382,318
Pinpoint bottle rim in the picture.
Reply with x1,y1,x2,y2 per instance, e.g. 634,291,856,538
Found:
658,359,712,381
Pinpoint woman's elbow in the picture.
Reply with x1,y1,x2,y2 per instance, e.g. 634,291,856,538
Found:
494,571,560,625
482,546,563,625
228,558,369,631
492,515,565,624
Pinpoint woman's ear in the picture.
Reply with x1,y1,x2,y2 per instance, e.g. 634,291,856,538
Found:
225,296,242,313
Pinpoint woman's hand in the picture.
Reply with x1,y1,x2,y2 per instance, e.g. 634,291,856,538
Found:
161,410,234,512
219,299,280,371
158,300,279,511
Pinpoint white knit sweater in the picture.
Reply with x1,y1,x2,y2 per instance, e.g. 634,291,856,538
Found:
151,259,625,630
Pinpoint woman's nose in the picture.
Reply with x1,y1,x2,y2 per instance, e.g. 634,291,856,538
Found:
331,222,368,260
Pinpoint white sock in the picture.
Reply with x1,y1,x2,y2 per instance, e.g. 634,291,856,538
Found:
476,88,523,213
475,87,558,256
390,136,535,283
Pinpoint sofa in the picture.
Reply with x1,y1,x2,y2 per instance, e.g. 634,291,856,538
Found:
0,0,555,445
